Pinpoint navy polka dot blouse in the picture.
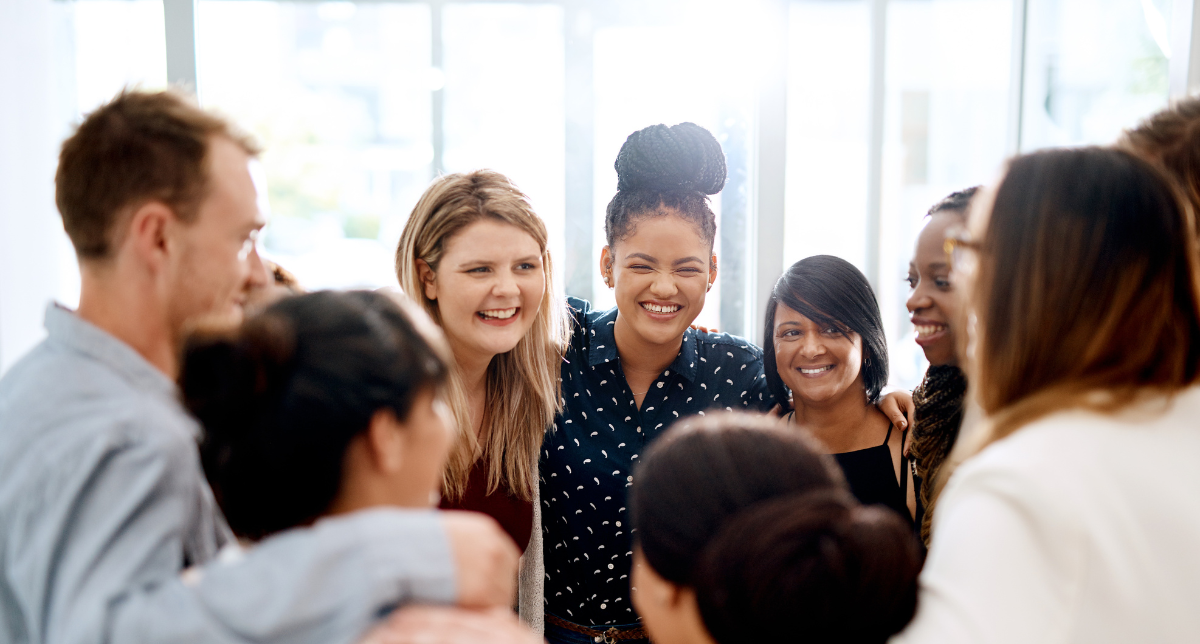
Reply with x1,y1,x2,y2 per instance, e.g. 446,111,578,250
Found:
540,297,775,626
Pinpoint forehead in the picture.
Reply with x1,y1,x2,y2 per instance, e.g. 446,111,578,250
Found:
442,218,541,259
916,212,962,259
613,213,709,255
200,135,264,228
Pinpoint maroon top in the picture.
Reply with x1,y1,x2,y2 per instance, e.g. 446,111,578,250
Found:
439,460,533,553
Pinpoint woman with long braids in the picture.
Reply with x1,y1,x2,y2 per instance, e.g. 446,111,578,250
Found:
539,123,913,644
905,187,978,546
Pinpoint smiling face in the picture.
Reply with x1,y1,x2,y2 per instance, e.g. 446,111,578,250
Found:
603,212,716,347
905,212,964,366
772,303,866,407
421,218,546,367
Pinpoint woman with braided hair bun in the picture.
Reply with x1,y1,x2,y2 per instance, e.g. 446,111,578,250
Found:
539,122,915,644
629,413,922,644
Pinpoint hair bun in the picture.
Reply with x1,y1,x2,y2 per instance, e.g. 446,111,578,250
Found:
615,122,727,195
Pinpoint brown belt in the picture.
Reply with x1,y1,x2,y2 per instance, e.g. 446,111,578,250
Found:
545,613,648,643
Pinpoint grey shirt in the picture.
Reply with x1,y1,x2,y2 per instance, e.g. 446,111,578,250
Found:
0,305,456,644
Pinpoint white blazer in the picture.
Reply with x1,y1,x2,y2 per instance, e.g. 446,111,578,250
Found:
893,385,1200,644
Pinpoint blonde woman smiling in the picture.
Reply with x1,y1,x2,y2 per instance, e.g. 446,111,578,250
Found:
396,170,568,630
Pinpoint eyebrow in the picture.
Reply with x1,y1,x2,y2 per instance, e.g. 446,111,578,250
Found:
458,254,541,267
624,253,705,266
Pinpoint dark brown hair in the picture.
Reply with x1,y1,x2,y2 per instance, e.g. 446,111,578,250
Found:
180,290,450,540
973,147,1200,444
1119,96,1200,217
55,88,259,260
630,413,921,644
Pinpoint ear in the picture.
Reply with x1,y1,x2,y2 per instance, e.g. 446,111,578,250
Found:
125,201,176,272
599,246,613,287
365,408,406,474
415,259,437,302
708,254,719,290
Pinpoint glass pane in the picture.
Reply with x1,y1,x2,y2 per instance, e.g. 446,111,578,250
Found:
59,0,170,309
785,0,872,273
880,0,1013,389
197,1,433,290
592,5,761,333
1021,0,1172,150
73,0,168,116
442,3,565,290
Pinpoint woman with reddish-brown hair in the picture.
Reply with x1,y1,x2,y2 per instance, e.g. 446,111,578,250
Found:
893,147,1200,644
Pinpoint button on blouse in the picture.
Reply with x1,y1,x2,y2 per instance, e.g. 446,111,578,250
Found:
541,297,775,626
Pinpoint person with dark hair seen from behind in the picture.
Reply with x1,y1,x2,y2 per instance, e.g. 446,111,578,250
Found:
0,88,520,644
630,412,921,644
541,123,916,644
181,290,453,541
765,255,917,524
905,187,978,547
894,147,1200,643
181,290,541,643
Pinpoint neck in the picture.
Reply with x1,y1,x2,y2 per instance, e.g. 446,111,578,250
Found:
452,345,492,393
76,263,177,378
612,315,681,377
450,346,493,437
791,387,880,452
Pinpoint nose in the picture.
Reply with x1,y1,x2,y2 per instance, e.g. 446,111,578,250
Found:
798,332,825,360
648,270,678,298
246,244,270,289
906,285,932,313
493,268,520,298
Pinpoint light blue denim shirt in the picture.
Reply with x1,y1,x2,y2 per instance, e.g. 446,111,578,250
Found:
0,305,456,644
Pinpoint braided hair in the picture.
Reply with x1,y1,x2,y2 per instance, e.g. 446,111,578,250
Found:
605,122,726,248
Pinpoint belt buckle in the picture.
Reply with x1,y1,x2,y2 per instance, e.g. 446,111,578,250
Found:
602,627,620,644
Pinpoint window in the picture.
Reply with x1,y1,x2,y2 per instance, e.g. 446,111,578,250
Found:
11,0,1193,382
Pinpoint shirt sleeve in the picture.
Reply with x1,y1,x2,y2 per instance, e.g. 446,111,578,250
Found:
33,431,456,644
889,455,1083,644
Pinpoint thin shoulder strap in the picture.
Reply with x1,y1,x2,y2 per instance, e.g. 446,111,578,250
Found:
880,421,894,446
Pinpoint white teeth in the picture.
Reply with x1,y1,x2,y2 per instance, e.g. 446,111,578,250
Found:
915,324,947,338
800,365,834,375
479,307,517,320
641,303,681,314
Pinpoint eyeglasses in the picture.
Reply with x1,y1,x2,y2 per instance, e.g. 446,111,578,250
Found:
944,231,981,273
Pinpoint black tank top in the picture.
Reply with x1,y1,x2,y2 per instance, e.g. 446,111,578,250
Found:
832,423,912,523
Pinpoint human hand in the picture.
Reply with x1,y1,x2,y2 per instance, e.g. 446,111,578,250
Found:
361,606,543,644
440,511,519,608
877,390,914,435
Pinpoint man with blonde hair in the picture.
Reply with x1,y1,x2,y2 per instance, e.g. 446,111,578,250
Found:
0,89,520,644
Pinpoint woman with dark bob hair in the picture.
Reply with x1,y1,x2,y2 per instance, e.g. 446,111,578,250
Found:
629,412,921,644
894,147,1200,642
764,255,915,522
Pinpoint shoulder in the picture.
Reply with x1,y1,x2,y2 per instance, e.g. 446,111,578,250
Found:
692,330,763,360
0,348,198,490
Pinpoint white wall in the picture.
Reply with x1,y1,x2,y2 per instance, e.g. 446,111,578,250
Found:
0,0,80,375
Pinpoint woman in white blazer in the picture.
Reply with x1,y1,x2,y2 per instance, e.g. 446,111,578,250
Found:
894,147,1200,644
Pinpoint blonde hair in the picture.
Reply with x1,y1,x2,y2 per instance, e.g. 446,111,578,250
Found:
396,170,566,501
969,147,1200,450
